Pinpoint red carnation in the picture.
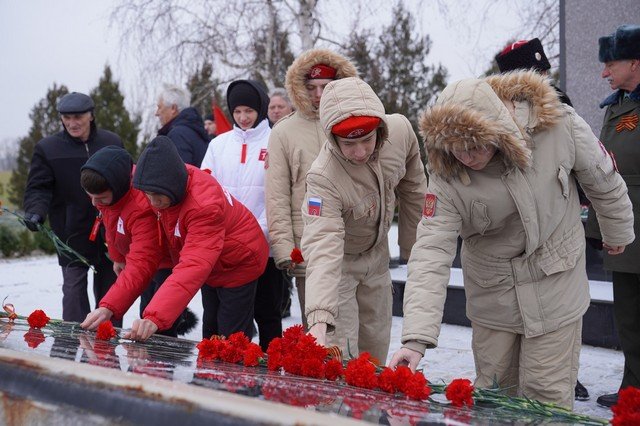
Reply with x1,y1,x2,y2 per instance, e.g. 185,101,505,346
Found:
325,358,344,381
197,338,223,360
612,386,640,426
243,343,264,367
344,352,378,389
96,320,117,340
393,365,414,394
23,329,46,348
290,248,304,264
404,370,431,401
378,367,397,394
445,378,474,407
27,309,50,329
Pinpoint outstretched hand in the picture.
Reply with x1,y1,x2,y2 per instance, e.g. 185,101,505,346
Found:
124,318,158,341
308,322,327,347
80,307,113,331
388,347,423,373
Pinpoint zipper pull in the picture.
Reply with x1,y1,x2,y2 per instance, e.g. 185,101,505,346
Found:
156,212,163,247
89,212,102,241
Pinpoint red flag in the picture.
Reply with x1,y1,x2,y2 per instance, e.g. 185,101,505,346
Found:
212,103,232,135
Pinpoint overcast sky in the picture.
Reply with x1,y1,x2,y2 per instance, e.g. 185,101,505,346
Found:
0,1,523,145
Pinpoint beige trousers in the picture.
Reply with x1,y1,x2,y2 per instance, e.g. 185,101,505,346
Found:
326,244,393,364
471,319,582,410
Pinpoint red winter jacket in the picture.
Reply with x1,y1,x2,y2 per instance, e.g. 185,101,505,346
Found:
96,183,170,320
142,165,269,330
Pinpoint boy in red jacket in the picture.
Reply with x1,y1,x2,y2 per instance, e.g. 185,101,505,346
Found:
127,136,268,341
79,146,191,336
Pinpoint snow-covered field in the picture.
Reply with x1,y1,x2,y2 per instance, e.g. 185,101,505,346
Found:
0,254,621,421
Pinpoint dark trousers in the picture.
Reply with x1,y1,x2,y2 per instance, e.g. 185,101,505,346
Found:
139,268,183,337
612,271,640,389
200,280,257,339
61,261,120,327
254,258,284,351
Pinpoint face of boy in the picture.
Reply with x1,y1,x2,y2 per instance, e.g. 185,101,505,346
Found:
233,106,259,130
144,192,172,209
335,130,377,165
451,145,497,170
305,79,333,109
86,190,113,207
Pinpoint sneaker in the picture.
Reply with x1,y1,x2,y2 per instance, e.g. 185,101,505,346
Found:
596,392,618,408
574,380,589,401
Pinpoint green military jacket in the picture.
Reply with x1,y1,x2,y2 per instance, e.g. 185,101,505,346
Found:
586,85,640,273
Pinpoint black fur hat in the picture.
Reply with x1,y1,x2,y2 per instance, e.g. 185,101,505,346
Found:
495,38,551,73
599,24,640,62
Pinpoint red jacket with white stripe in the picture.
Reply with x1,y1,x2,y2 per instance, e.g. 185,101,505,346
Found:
142,165,269,330
96,181,170,319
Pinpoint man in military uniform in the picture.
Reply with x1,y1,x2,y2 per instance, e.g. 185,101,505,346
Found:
586,24,640,409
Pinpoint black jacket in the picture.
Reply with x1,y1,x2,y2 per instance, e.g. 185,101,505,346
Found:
158,107,209,167
24,123,123,266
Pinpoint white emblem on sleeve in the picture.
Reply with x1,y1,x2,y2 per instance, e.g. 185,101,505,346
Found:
117,217,125,235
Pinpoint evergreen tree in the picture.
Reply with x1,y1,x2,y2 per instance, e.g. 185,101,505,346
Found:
90,65,141,158
345,3,447,165
8,84,69,208
347,3,447,133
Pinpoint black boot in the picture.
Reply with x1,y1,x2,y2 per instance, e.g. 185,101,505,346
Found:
596,392,618,408
574,380,589,401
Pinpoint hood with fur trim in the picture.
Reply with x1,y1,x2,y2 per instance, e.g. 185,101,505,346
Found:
319,77,387,158
285,48,358,120
420,71,564,182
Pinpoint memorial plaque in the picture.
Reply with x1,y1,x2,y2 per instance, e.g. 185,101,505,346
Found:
1,318,606,425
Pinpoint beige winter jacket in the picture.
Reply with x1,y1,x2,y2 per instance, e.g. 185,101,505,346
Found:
302,77,427,328
402,72,634,354
265,49,358,275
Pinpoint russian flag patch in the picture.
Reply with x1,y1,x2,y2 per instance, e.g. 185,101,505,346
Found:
308,197,322,216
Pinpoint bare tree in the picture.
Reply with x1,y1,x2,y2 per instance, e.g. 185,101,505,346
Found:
110,0,330,90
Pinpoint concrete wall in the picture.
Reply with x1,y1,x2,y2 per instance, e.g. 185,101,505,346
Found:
561,0,640,136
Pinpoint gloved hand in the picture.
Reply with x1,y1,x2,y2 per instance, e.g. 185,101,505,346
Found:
23,213,43,232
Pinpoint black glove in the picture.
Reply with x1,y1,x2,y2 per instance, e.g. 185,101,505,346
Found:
24,213,43,232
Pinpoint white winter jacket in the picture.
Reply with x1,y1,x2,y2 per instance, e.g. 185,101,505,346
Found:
201,119,271,242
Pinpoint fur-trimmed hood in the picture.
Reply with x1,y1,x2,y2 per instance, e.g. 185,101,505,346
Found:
420,71,564,182
285,49,358,120
319,77,388,161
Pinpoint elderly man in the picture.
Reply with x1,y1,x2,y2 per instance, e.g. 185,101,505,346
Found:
23,92,123,324
267,88,294,125
586,24,640,409
156,84,209,167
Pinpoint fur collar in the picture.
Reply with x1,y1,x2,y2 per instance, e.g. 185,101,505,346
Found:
600,83,640,108
420,71,564,182
285,49,358,120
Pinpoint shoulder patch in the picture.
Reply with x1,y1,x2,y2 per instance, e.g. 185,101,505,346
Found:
308,197,322,216
117,217,125,235
423,193,437,218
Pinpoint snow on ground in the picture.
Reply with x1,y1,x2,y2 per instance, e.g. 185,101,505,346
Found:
0,254,621,421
